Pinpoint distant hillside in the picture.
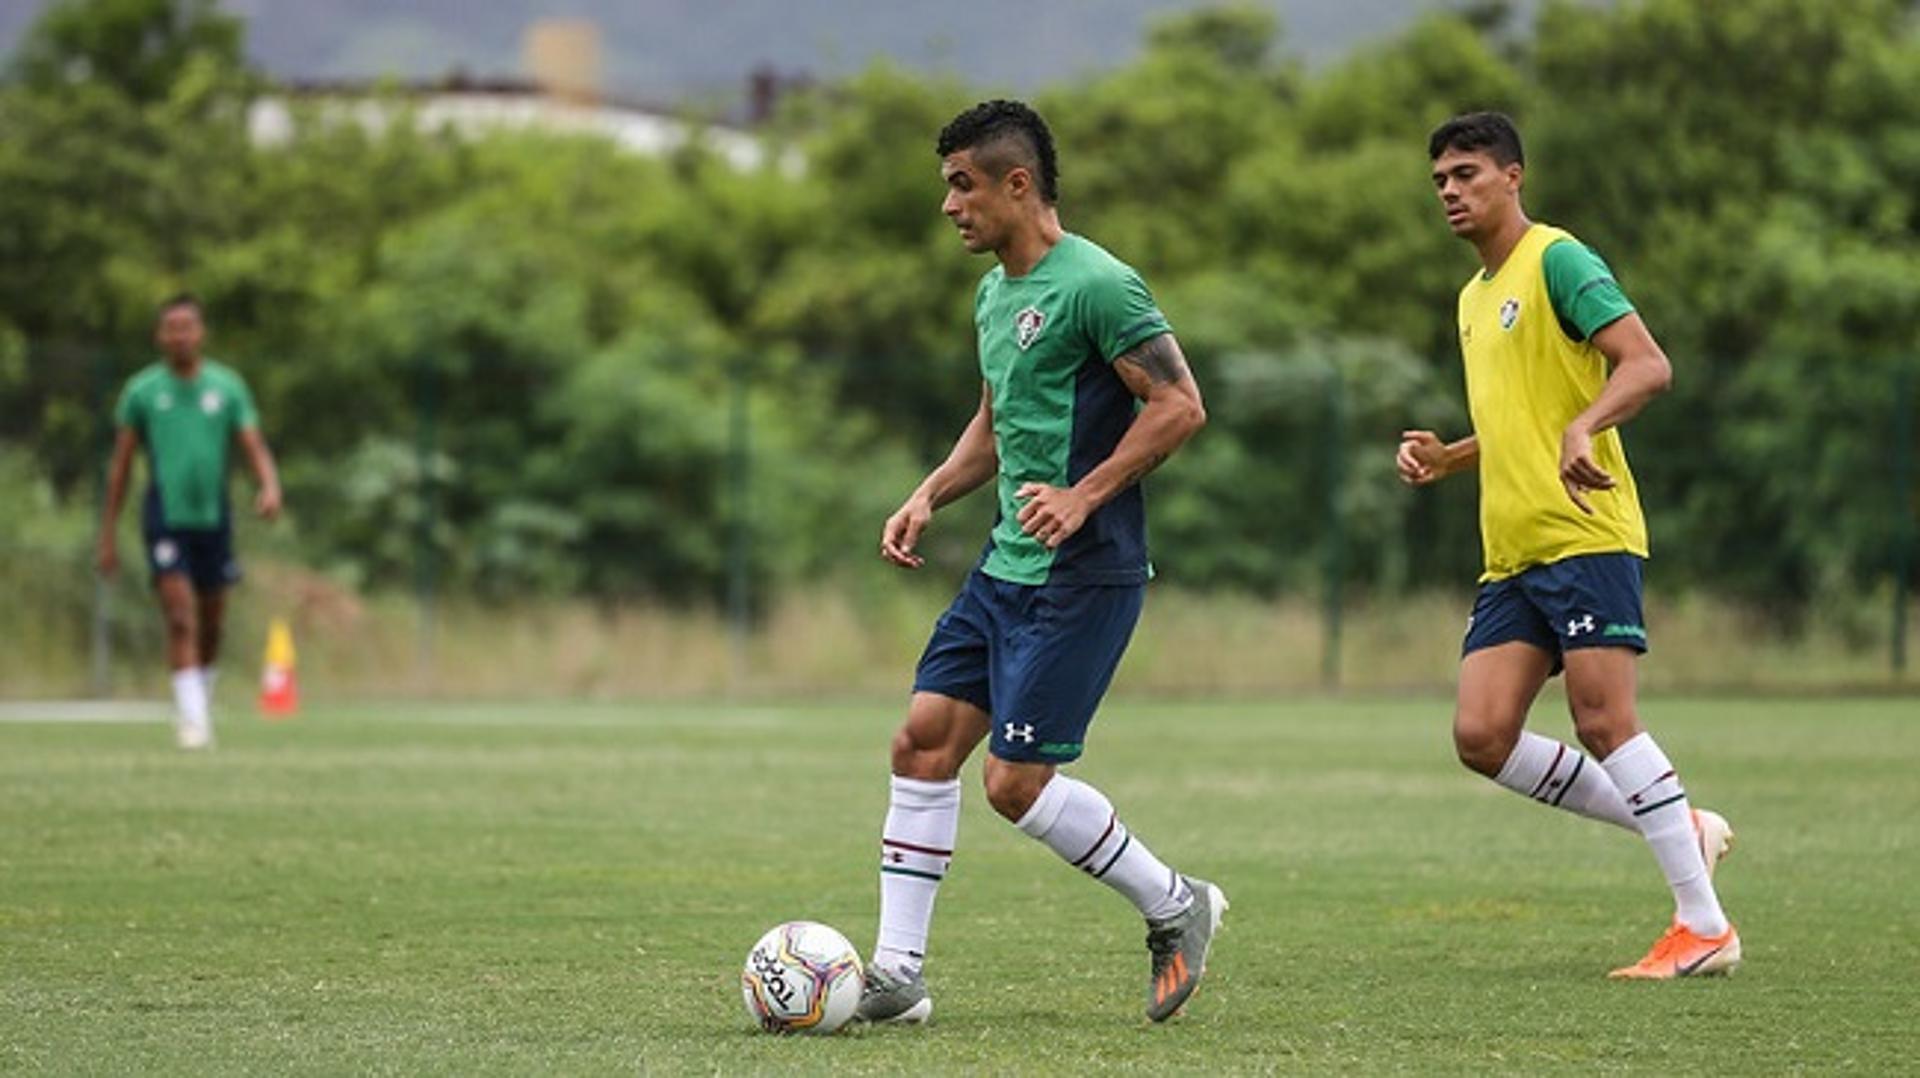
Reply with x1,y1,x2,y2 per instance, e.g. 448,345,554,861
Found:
1,0,1452,104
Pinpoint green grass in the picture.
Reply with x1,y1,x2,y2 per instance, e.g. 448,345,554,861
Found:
2,697,1916,1074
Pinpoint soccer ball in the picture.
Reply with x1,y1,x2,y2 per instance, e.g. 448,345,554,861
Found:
740,921,864,1035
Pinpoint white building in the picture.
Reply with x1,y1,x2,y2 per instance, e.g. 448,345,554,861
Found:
247,20,784,172
248,78,773,172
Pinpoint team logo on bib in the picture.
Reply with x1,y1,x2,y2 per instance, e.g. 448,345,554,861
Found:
1499,297,1521,331
1014,306,1046,351
200,390,223,414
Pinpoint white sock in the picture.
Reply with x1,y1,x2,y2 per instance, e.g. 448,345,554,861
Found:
1601,732,1729,936
874,775,960,976
171,667,210,731
200,665,219,696
1493,731,1636,831
1016,774,1192,922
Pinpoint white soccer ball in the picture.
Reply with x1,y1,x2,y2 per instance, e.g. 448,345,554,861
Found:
740,921,864,1035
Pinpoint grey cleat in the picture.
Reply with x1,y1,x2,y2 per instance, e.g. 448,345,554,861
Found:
855,963,932,1025
1144,876,1227,1022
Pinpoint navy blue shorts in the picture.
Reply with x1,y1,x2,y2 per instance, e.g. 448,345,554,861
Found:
1462,553,1648,674
912,570,1144,764
142,489,240,593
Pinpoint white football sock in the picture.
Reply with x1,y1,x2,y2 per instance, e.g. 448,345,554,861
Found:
200,665,219,697
1494,731,1636,830
1601,732,1729,936
1016,774,1192,922
171,667,210,731
873,775,960,976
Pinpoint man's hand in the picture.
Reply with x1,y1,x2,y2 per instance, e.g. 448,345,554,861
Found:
1397,430,1452,486
880,494,934,569
256,483,283,521
1015,483,1092,550
1559,424,1615,515
96,534,119,577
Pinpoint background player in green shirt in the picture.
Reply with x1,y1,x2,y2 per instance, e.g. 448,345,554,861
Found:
858,101,1222,1026
97,294,281,749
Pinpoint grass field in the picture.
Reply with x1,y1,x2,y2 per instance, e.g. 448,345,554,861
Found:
3,696,1916,1074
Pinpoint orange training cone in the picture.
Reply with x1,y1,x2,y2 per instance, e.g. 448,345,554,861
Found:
259,617,300,719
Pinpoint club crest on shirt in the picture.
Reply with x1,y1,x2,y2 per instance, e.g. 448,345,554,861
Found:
1499,297,1521,331
156,392,174,411
200,390,223,415
1014,306,1046,351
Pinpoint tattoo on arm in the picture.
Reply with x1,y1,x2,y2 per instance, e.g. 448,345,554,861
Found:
1114,333,1188,385
1121,451,1168,488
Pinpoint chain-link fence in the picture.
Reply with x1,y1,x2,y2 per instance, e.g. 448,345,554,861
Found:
4,343,1915,698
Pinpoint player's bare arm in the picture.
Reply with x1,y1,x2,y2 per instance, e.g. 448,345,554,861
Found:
1015,333,1205,550
1559,313,1673,514
881,382,999,569
1396,431,1479,486
238,427,283,521
95,428,139,576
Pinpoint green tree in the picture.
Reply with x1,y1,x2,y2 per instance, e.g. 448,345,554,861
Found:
12,0,242,103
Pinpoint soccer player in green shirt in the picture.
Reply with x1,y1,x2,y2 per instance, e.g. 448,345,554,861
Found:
97,294,281,750
856,101,1223,1025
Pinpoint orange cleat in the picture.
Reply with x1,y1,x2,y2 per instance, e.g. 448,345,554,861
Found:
1608,921,1742,980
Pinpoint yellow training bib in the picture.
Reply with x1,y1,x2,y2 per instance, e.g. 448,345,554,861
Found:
1458,224,1648,581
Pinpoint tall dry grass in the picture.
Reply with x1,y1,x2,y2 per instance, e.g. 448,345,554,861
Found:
7,558,1914,701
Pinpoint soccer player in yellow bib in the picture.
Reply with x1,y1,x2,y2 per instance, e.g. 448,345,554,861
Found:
1397,113,1739,979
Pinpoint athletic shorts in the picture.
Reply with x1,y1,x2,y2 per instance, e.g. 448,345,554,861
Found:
912,569,1144,764
142,488,241,593
1462,552,1648,675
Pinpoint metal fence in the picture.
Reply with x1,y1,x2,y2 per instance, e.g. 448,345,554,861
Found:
4,345,1915,697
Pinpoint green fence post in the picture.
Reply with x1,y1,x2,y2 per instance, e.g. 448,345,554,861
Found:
1322,367,1346,692
414,356,438,679
90,345,114,697
1893,365,1914,680
727,356,753,695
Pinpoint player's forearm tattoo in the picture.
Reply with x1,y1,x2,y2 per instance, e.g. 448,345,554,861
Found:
1115,333,1188,385
1121,451,1169,487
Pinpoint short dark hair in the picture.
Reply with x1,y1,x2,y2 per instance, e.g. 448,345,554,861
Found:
156,292,203,323
937,99,1060,204
1428,111,1524,166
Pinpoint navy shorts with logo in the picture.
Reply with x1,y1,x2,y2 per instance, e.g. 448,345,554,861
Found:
1462,552,1648,675
912,569,1144,764
142,488,241,593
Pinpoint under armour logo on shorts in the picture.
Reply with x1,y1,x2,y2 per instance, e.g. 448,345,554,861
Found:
1003,722,1035,744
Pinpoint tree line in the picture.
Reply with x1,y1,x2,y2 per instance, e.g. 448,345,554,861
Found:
3,0,1916,615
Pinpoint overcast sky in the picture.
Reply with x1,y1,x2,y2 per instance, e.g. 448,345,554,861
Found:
1,1,1466,102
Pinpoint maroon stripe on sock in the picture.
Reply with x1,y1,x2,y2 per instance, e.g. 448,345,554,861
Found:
1550,754,1583,807
1071,813,1118,869
1629,769,1678,802
1529,743,1567,800
882,838,953,857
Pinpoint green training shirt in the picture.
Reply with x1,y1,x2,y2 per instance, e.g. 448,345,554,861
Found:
114,360,259,530
1543,239,1637,340
974,233,1172,586
1481,238,1637,341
